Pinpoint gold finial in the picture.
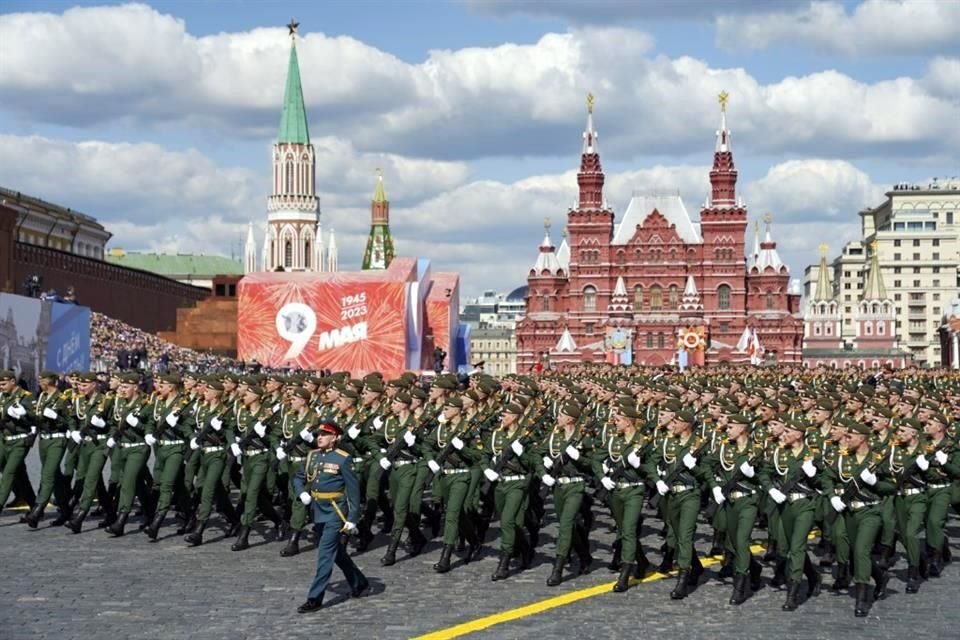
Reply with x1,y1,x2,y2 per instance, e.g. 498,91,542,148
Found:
375,166,382,178
718,90,729,112
287,18,300,38
544,217,551,231
763,212,773,229
819,243,829,257
869,239,878,253
587,93,595,114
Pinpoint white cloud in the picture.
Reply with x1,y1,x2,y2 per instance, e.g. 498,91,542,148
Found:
717,0,960,56
1,4,958,164
467,0,806,23
924,57,960,101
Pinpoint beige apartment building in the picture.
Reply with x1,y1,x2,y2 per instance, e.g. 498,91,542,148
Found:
805,178,959,366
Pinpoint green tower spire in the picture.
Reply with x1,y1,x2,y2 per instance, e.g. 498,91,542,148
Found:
277,22,310,145
362,168,395,270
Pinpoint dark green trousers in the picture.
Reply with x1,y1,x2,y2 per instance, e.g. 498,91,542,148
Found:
78,443,109,511
610,486,645,564
844,504,881,583
35,436,68,508
239,452,272,527
829,508,850,565
552,481,586,559
726,495,759,575
153,444,185,512
114,444,150,514
494,478,529,553
780,497,816,581
665,489,701,569
195,450,227,523
879,496,896,547
285,458,308,531
0,438,31,507
895,493,928,568
388,462,418,538
925,486,952,551
437,471,473,545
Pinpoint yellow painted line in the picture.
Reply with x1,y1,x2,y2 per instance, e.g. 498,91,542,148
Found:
413,548,764,640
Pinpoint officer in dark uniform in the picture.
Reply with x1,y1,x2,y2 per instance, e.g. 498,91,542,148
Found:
293,420,369,614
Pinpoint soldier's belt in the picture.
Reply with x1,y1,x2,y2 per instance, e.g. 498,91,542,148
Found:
4,433,30,441
899,487,924,497
787,492,810,502
202,446,224,453
39,433,66,440
245,448,267,456
558,477,584,484
616,481,644,489
394,459,415,467
288,456,306,462
729,490,756,500
502,474,527,482
444,468,471,475
927,483,951,490
671,484,694,493
159,439,184,446
310,491,344,500
849,500,879,511
120,442,147,449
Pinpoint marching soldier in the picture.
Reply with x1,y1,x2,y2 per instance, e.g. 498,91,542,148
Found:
104,372,152,536
144,373,191,541
0,370,36,517
24,371,71,528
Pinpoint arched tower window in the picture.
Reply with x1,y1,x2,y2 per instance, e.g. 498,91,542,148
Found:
304,241,311,269
284,240,293,268
634,285,644,309
583,286,597,312
650,285,662,311
718,284,731,310
669,285,679,309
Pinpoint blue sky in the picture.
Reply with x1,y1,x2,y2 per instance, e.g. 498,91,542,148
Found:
0,0,957,297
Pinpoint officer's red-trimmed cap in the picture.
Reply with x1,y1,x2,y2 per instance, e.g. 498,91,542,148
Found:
318,420,342,437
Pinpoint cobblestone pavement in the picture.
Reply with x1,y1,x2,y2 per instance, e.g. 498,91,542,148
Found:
2,454,959,639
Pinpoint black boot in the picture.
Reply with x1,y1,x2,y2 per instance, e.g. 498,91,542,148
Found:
729,574,748,605
854,583,870,617
770,557,787,588
670,569,690,599
466,531,483,565
608,540,622,572
231,526,251,552
635,551,650,579
831,562,850,592
185,520,207,546
575,540,593,575
709,530,724,557
749,557,763,592
905,566,921,593
819,541,835,567
381,534,401,566
929,547,943,578
942,540,952,564
763,541,778,563
546,555,565,587
688,554,703,585
877,543,894,569
613,563,633,593
657,548,675,573
433,544,454,573
24,505,44,529
66,508,89,534
145,510,167,542
50,508,71,527
516,533,534,570
717,553,735,579
280,530,301,557
106,512,129,537
491,550,511,581
297,597,323,614
871,562,890,600
406,515,428,557
803,554,821,597
781,580,800,611
98,485,118,528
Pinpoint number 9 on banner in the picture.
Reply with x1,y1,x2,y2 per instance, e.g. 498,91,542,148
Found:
276,303,317,360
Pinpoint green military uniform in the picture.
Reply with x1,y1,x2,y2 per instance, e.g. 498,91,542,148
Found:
0,375,35,512
231,392,281,551
184,394,236,545
144,383,192,539
25,375,71,526
106,381,153,534
67,381,115,532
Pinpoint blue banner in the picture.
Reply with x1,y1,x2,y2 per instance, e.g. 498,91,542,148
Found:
45,301,90,373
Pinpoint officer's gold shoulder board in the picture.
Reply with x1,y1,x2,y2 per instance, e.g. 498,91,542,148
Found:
335,448,350,457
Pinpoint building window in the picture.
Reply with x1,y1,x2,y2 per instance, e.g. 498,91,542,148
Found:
894,294,901,301
766,292,774,310
634,285,643,309
947,212,954,224
893,239,901,247
657,333,665,349
933,239,940,246
668,285,678,309
304,241,311,269
845,283,851,289
893,253,901,261
894,280,901,287
814,323,821,336
284,241,293,268
865,322,873,336
932,279,940,287
541,296,548,311
585,323,594,335
719,322,729,333
583,286,597,312
893,267,901,274
933,293,940,301
932,252,940,260
646,333,653,348
844,294,851,302
718,284,731,310
650,286,662,310
913,267,921,274
913,253,921,260
912,239,920,247
878,322,885,335
913,280,921,287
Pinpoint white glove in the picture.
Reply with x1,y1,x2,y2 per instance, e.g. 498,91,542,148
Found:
451,436,464,450
682,453,697,470
484,468,500,482
935,450,948,465
403,431,416,447
511,440,524,456
541,474,556,487
43,407,58,420
190,438,199,450
106,437,116,448
230,443,242,458
8,405,20,418
341,521,358,535
373,416,384,430
254,422,267,438
70,431,82,444
739,461,755,478
125,414,139,427
30,425,37,435
712,486,726,505
276,447,287,461
347,425,361,440
272,403,281,413
916,454,930,471
830,496,846,512
299,428,314,443
428,460,441,474
438,414,448,424
91,415,106,428
601,476,616,491
210,417,222,432
543,456,554,470
656,480,670,496
626,451,641,469
860,468,877,486
298,491,312,506
768,488,787,504
565,444,580,460
145,434,157,446
801,460,816,478
165,413,179,427
379,457,392,470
